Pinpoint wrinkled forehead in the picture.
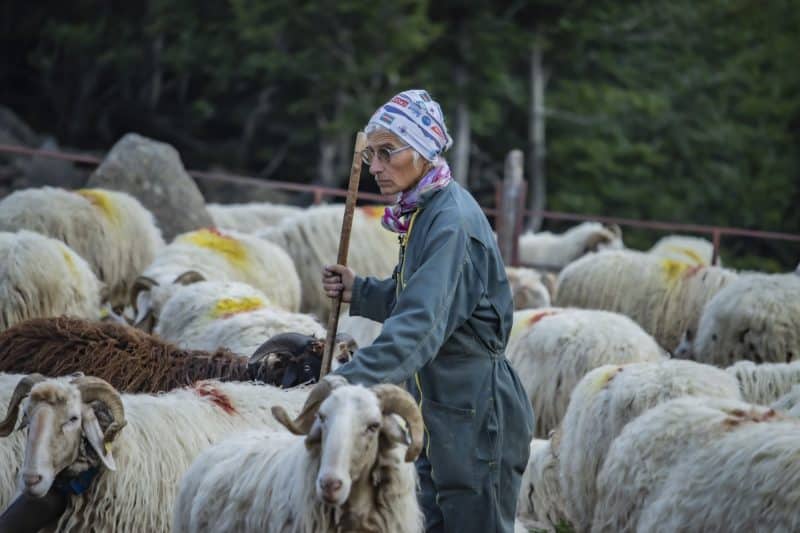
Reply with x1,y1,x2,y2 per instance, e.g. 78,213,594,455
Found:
366,129,405,149
320,386,381,418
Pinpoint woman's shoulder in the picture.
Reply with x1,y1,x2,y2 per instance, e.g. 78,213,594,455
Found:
423,183,495,245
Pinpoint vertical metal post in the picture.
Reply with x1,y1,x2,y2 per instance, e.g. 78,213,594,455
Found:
711,229,721,266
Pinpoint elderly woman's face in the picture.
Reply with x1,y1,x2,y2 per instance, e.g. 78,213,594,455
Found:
366,130,427,195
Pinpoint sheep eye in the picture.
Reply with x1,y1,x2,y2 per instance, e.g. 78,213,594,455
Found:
366,422,380,433
318,413,326,423
69,416,79,423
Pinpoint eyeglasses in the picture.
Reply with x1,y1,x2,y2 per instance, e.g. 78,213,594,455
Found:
361,145,412,165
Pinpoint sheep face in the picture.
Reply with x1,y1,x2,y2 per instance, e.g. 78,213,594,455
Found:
131,271,204,331
19,383,85,497
3,376,126,498
310,387,384,506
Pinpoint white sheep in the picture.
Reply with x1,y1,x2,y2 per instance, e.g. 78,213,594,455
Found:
516,436,569,533
771,384,800,416
258,205,398,320
174,378,424,533
555,249,737,352
132,227,301,330
0,230,102,330
518,222,623,271
0,373,28,509
505,267,552,310
648,234,716,266
207,202,303,233
0,187,164,309
557,360,741,532
637,417,800,533
0,374,310,532
683,272,800,366
154,281,325,356
725,359,800,405
592,396,777,532
507,308,666,437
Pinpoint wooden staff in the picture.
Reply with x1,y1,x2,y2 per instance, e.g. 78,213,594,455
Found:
320,131,367,377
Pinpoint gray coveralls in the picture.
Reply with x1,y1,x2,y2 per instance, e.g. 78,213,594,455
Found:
335,181,535,533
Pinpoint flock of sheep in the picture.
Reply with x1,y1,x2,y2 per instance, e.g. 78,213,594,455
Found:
0,182,798,532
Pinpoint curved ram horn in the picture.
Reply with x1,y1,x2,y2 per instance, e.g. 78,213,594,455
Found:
0,374,46,436
129,275,158,314
371,384,424,462
173,270,205,286
72,376,126,444
272,375,348,435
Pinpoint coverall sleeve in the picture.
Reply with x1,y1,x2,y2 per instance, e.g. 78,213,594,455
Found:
336,216,481,386
349,275,397,323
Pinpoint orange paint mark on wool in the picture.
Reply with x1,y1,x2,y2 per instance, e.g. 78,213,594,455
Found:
180,228,248,267
359,206,386,219
77,189,119,223
211,296,266,318
527,310,559,326
194,382,237,415
509,309,559,343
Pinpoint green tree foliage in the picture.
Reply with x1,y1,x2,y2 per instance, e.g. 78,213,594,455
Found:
0,0,797,269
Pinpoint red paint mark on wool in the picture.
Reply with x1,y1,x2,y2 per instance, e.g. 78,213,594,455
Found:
682,265,704,279
206,227,232,238
528,310,559,327
194,382,237,415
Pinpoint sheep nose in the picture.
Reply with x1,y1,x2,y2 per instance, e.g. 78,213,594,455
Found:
320,476,343,496
23,473,42,487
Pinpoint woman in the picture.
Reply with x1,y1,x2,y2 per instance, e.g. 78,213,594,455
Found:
322,89,534,533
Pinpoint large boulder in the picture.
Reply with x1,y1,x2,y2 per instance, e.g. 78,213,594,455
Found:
86,133,212,240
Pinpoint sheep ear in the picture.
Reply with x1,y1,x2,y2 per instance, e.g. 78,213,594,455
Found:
380,414,410,447
304,420,322,449
82,407,116,471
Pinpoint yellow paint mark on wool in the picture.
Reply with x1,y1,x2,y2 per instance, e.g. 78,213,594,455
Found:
211,296,266,319
359,206,385,219
60,248,78,277
587,365,623,394
665,245,706,266
660,259,692,284
77,189,119,223
182,229,249,267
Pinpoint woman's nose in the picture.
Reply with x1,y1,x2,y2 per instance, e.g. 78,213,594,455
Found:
369,158,383,174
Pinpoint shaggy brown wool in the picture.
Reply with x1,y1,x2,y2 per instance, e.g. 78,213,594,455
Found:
0,317,249,393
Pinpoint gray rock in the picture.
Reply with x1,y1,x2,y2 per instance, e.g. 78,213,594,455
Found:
86,133,212,241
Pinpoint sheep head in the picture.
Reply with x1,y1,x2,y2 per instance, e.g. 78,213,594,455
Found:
131,270,205,332
250,333,358,388
272,381,423,506
0,375,126,498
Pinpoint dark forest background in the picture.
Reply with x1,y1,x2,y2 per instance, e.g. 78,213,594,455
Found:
1,0,798,271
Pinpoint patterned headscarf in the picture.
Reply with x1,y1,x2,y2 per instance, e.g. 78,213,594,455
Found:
366,89,453,162
366,90,454,234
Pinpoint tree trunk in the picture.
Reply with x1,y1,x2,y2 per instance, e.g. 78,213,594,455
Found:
238,88,274,167
452,35,471,187
498,149,525,265
148,34,164,110
527,36,549,232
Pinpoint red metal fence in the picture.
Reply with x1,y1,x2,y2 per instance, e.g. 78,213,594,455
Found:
2,143,799,269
